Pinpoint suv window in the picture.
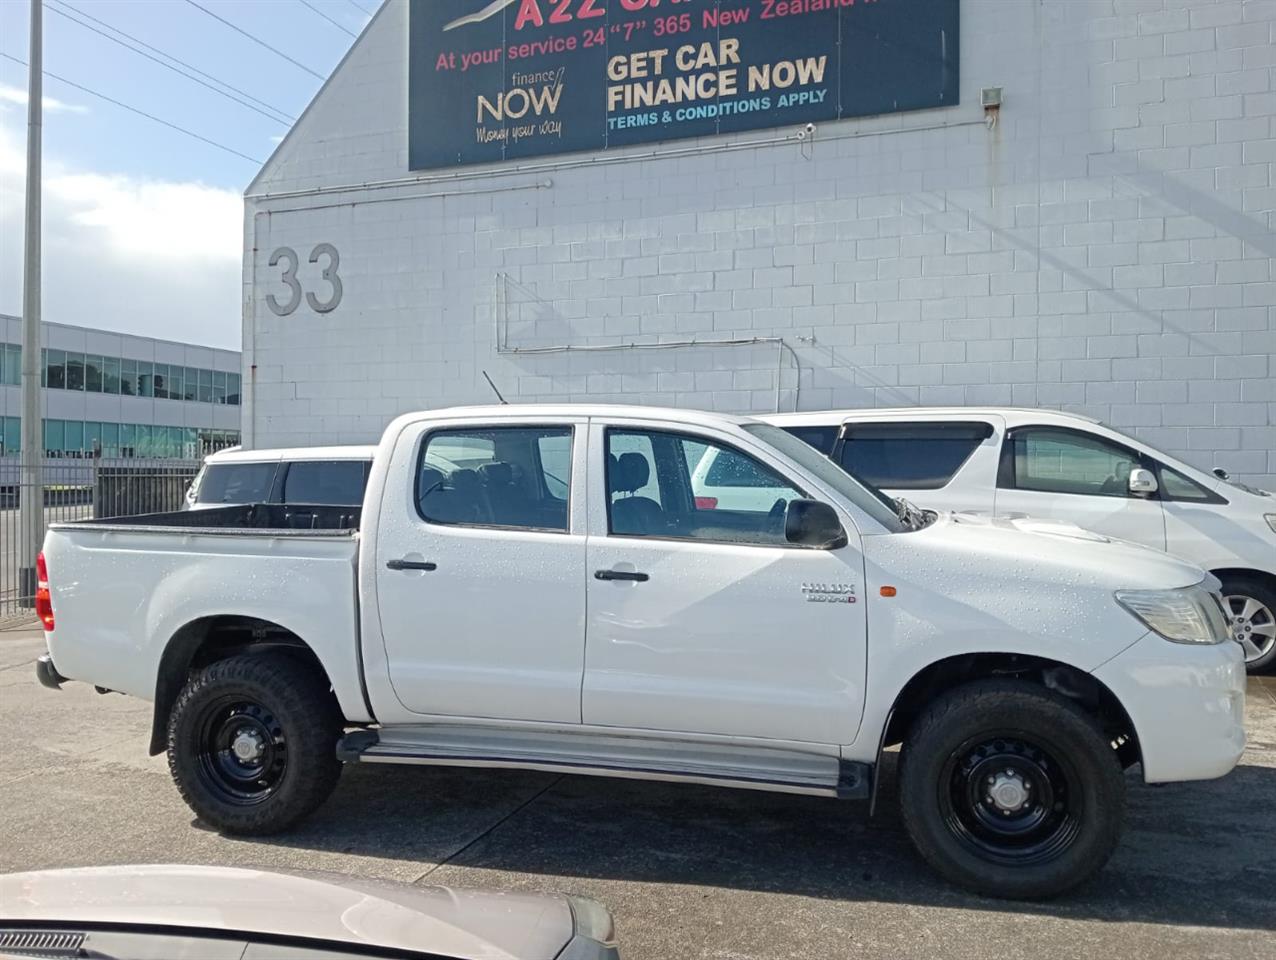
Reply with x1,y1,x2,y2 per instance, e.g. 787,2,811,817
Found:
607,429,801,545
1001,427,1142,498
196,462,277,505
281,460,369,506
782,425,838,456
1158,465,1219,502
837,421,992,490
417,426,571,531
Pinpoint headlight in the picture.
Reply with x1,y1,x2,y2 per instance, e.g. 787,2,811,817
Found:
1115,583,1231,645
1264,513,1276,535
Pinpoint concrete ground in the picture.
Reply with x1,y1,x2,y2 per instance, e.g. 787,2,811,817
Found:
2,624,1273,960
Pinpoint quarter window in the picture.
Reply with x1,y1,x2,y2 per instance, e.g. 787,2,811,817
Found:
417,426,571,532
608,429,802,546
837,422,992,490
1159,466,1216,502
1002,428,1142,498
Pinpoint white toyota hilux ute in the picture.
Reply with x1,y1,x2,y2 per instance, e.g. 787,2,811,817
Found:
35,405,1245,900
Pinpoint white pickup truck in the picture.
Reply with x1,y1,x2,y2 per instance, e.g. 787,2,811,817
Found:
35,405,1245,899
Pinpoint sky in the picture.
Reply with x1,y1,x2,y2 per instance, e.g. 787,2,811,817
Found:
0,0,375,350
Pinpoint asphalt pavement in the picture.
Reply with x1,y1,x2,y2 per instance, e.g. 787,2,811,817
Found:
1,624,1274,960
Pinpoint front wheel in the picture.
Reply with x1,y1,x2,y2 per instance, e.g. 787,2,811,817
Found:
167,652,343,835
1218,576,1276,674
898,679,1125,899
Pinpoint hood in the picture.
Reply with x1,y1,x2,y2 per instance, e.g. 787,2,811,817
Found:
0,865,576,960
920,512,1206,590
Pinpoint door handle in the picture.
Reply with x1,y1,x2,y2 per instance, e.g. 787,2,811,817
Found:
594,569,649,582
387,559,437,571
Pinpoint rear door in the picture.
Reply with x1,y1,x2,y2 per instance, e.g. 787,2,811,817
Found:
832,417,1002,514
993,425,1167,548
374,417,587,723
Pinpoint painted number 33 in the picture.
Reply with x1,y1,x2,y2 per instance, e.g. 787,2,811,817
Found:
266,243,343,316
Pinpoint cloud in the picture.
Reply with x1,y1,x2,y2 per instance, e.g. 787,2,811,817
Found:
0,82,88,114
0,122,243,350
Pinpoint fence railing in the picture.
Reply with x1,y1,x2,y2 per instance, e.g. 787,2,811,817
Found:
0,456,199,623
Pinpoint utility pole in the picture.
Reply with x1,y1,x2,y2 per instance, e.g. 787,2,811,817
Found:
18,0,43,606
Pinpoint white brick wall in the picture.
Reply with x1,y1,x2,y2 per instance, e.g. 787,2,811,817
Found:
246,0,1276,484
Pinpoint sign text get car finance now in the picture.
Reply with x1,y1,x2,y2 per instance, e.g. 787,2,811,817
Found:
408,0,959,169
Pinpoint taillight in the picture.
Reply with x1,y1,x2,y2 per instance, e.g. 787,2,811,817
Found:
35,551,54,631
694,497,718,510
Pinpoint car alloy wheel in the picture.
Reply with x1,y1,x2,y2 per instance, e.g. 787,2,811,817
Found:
1224,593,1276,664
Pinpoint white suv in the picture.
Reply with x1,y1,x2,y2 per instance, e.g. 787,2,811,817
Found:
697,408,1275,672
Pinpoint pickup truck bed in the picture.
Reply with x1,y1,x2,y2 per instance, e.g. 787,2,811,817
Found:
71,502,362,532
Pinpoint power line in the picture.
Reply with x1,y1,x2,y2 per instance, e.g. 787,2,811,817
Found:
54,0,296,122
346,0,376,15
45,1,293,126
0,52,264,165
182,0,326,81
298,0,357,38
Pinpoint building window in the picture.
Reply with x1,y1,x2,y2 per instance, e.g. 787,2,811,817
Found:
1,343,20,386
136,361,153,398
45,349,66,390
1,416,19,455
101,356,121,394
213,370,228,404
65,352,85,391
197,368,212,403
153,363,169,399
168,366,184,402
120,359,136,396
227,372,241,405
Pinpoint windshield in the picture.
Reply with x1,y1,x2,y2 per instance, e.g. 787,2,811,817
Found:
744,423,906,533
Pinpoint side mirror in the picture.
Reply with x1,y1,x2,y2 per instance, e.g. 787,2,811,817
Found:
1128,467,1158,497
785,499,848,549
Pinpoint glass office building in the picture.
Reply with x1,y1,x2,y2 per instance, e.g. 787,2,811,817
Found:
0,315,241,460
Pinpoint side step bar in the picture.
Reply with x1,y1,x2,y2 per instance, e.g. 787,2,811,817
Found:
337,728,870,800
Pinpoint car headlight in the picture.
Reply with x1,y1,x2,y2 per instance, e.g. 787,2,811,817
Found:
1265,513,1276,535
1115,582,1231,645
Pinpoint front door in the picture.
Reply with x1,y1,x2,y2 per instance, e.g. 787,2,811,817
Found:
583,422,868,746
993,425,1167,549
376,419,586,723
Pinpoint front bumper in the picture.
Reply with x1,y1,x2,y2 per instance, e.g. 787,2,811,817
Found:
35,654,66,691
1093,633,1246,783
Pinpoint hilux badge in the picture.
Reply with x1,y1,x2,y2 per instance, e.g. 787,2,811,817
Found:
801,582,857,604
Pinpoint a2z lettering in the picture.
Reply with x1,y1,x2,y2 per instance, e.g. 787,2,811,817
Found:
514,0,604,30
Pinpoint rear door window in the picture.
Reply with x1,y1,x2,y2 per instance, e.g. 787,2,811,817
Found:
195,462,277,505
838,422,993,490
281,460,370,505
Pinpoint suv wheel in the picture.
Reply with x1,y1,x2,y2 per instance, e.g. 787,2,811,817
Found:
899,679,1124,899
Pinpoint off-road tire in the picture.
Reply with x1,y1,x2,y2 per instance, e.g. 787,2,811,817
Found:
167,652,342,835
898,678,1125,900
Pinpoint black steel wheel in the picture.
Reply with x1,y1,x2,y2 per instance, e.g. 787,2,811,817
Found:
168,652,342,835
195,697,288,806
939,733,1083,867
899,678,1124,900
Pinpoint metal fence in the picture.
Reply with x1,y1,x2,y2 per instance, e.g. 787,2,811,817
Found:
0,456,199,623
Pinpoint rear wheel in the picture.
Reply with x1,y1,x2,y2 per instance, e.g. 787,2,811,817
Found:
1218,576,1276,674
899,679,1124,899
167,652,342,835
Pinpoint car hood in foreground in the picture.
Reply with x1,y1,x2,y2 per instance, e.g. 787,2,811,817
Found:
0,864,577,960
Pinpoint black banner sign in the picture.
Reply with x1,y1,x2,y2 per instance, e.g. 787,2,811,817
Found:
408,0,959,170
